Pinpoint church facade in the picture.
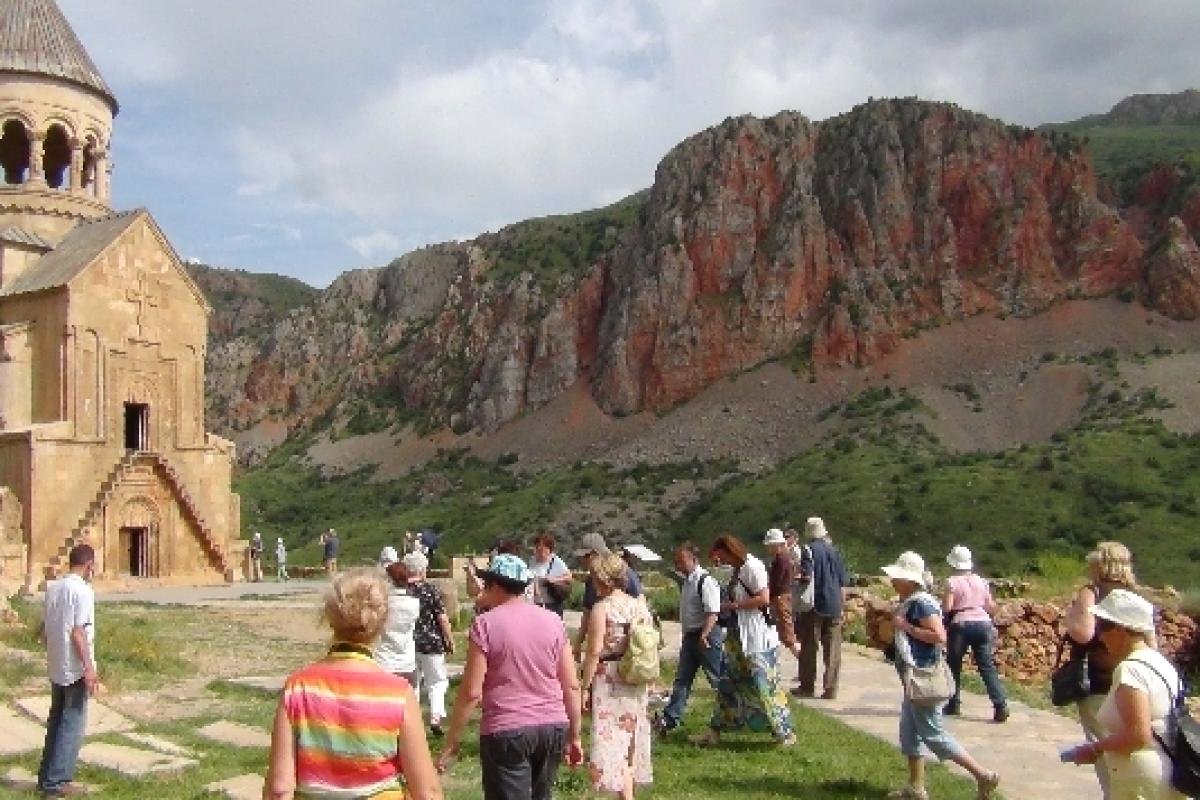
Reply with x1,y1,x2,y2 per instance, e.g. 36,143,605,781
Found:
0,0,244,588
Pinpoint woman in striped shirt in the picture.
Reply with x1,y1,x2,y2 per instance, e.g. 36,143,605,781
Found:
265,568,442,800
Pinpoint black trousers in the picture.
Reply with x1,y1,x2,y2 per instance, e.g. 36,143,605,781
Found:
479,723,567,800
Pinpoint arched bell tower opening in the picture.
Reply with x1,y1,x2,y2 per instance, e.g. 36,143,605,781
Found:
0,118,29,184
42,123,70,189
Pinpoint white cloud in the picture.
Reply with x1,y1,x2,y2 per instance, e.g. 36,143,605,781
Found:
347,231,403,261
56,0,1200,283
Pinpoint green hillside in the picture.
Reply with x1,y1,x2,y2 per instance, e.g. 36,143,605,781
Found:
237,384,1200,590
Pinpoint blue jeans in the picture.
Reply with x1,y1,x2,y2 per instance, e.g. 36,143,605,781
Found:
899,698,965,760
662,627,725,728
37,678,89,792
946,620,1007,708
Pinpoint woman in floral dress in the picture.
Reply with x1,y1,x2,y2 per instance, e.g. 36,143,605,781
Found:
691,534,795,746
579,553,653,799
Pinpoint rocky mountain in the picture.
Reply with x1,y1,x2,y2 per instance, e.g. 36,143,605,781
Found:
199,97,1200,464
1051,89,1200,129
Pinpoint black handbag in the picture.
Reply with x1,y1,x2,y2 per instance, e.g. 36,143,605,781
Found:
1050,636,1090,707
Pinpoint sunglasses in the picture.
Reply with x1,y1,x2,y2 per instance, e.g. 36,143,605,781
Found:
1095,618,1120,633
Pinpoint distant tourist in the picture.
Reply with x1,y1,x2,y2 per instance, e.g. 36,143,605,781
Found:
529,533,572,617
1063,541,1140,798
405,551,455,735
265,568,441,800
655,542,724,736
882,551,999,800
574,533,642,659
579,553,655,797
37,544,99,799
1065,590,1187,800
375,547,420,687
438,554,584,800
941,545,1008,721
275,537,289,582
792,517,850,700
763,528,799,658
464,538,520,611
249,531,264,583
692,534,795,747
321,528,340,576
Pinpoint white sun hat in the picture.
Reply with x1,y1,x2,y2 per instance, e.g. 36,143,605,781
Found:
763,528,787,546
806,517,829,539
946,545,973,571
379,546,400,567
882,551,927,586
1090,588,1156,634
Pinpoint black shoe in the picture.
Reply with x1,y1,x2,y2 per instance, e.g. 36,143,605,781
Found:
993,705,1009,723
651,712,675,739
942,702,960,716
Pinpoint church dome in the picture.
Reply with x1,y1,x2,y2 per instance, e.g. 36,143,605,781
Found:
0,0,116,113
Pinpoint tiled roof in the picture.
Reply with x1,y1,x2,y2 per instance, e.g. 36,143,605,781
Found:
0,225,53,250
0,209,142,296
0,0,117,112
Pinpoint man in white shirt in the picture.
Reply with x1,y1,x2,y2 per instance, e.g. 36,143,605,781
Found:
655,541,725,736
37,544,98,798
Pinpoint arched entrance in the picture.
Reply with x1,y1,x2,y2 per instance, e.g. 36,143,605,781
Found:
117,496,161,578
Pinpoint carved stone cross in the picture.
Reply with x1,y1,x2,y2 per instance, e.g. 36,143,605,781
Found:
126,273,161,338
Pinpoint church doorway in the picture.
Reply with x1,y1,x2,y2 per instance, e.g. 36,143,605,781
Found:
119,526,149,577
124,403,149,451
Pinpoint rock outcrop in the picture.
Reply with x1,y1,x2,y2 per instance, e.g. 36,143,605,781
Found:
198,98,1200,461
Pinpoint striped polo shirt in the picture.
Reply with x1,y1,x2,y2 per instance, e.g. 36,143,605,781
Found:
282,655,410,798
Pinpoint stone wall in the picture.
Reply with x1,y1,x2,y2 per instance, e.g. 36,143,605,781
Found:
854,591,1200,682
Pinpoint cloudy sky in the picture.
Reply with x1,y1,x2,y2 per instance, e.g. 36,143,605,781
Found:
60,0,1200,287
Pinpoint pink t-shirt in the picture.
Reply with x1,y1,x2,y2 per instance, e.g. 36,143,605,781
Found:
946,574,992,624
469,601,569,735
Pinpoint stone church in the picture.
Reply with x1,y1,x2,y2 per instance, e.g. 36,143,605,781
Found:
0,0,244,590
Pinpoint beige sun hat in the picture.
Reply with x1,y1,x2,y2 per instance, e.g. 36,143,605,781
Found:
763,528,786,546
1090,588,1156,634
946,545,973,571
882,551,927,586
805,517,829,539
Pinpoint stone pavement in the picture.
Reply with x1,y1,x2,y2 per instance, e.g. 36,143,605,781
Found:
569,610,1101,799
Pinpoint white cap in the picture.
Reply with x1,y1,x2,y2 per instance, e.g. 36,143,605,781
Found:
379,546,400,567
1091,588,1156,634
882,551,927,586
946,545,973,571
806,517,829,539
763,528,786,546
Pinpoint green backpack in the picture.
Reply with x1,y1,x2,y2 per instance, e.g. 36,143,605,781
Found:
618,601,662,685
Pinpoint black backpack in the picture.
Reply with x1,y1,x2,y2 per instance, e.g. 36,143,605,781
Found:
1135,656,1200,796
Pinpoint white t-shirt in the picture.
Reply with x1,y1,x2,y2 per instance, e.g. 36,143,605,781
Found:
529,554,569,606
733,555,779,655
1098,648,1180,738
374,585,420,674
44,574,95,686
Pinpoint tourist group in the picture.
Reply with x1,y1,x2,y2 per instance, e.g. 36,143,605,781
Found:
32,532,1190,800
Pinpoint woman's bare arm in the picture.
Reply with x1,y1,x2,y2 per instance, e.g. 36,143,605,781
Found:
398,684,444,800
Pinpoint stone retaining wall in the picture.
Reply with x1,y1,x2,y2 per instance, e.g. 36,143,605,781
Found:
852,591,1200,682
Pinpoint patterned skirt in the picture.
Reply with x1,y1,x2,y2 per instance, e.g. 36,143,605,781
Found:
589,662,653,794
710,634,794,740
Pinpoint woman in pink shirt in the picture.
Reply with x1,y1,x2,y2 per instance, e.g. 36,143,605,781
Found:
438,554,584,800
941,546,1008,722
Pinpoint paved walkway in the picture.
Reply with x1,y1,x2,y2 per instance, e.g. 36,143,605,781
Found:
565,611,1099,799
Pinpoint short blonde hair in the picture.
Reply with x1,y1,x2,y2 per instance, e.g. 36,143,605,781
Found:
1087,541,1136,587
323,568,390,645
591,553,628,592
